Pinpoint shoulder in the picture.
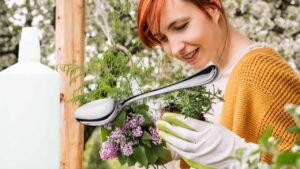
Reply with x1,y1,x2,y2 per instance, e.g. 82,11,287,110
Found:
237,47,293,77
233,47,300,96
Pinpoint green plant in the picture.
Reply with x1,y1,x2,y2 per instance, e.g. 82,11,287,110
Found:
162,86,223,120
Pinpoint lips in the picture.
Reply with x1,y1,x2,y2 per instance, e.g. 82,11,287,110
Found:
182,48,199,64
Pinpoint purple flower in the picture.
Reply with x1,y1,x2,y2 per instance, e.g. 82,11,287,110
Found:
109,128,124,143
120,141,133,156
150,127,162,145
124,118,138,129
132,126,143,137
124,114,144,129
137,115,144,125
99,141,119,160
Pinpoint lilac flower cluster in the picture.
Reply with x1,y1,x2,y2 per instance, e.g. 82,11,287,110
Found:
99,114,146,160
150,127,162,145
132,126,143,137
99,112,163,161
99,141,118,160
120,141,134,156
123,114,144,129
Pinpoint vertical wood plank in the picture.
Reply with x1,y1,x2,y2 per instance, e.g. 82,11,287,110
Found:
55,0,85,169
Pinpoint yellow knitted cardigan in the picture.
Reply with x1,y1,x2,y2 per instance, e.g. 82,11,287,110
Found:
180,47,300,168
221,47,300,162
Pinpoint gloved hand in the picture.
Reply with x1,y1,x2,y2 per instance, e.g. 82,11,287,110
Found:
156,113,259,169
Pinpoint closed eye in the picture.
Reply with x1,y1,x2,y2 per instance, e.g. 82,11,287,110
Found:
174,22,188,31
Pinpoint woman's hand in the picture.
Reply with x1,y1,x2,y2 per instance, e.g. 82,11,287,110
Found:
156,113,259,169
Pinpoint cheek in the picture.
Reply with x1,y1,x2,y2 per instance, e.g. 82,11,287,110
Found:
185,21,209,45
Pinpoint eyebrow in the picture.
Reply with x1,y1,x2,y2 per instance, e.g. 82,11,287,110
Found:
167,16,189,29
152,16,190,37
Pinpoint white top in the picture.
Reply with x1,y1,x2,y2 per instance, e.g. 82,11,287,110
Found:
205,43,265,124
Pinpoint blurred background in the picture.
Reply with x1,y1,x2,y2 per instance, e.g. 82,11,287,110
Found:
0,0,299,168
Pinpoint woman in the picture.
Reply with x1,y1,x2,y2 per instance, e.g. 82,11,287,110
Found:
137,0,300,168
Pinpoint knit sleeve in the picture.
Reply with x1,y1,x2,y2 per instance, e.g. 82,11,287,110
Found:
238,50,300,161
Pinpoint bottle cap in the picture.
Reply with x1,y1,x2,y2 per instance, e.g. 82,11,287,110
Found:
18,27,41,62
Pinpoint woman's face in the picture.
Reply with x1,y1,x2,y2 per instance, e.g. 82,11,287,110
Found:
154,0,225,70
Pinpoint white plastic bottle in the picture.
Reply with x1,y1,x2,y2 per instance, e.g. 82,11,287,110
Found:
0,27,60,169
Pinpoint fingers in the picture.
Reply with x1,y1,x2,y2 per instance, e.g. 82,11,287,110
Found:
162,112,212,132
156,120,200,143
157,130,196,152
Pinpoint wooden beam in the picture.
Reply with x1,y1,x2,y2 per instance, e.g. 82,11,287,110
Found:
55,0,85,169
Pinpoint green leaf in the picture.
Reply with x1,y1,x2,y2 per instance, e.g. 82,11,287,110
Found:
100,127,110,142
288,126,300,134
157,147,172,164
144,146,159,164
259,127,273,148
158,146,170,158
118,154,127,166
142,131,152,140
142,140,151,147
127,155,136,167
143,115,153,126
295,139,300,146
141,131,152,147
133,146,149,166
275,152,300,166
113,110,126,127
134,104,149,115
297,158,300,168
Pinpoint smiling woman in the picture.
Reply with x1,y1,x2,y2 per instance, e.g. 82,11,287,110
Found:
138,0,231,70
137,0,300,169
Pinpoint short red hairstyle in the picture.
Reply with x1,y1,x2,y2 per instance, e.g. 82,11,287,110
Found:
138,0,228,48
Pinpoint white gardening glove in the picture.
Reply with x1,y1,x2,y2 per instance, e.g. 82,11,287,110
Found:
156,113,259,169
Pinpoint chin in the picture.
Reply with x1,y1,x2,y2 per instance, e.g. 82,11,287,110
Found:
191,62,208,70
191,65,204,71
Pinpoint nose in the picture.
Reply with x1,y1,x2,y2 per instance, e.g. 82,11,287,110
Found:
169,38,185,57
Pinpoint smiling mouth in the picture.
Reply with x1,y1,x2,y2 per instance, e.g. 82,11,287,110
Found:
182,48,199,64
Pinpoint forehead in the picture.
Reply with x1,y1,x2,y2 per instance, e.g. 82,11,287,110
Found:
152,0,199,33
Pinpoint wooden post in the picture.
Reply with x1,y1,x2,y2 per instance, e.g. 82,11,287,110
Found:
55,0,85,169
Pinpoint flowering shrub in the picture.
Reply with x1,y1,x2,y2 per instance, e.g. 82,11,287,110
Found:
95,84,222,168
98,104,171,168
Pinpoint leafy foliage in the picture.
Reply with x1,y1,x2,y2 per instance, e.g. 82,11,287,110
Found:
162,86,223,120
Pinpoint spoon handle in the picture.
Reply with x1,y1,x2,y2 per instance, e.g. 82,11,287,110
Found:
122,65,218,106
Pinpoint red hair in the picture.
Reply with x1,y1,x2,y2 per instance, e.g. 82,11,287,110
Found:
138,0,228,48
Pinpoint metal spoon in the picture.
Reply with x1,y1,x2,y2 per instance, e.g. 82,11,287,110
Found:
75,65,218,126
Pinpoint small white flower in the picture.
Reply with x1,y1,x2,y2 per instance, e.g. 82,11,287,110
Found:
295,106,300,116
291,145,300,152
285,104,295,111
268,137,275,143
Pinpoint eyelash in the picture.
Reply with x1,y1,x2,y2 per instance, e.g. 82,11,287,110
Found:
159,22,189,43
174,23,188,31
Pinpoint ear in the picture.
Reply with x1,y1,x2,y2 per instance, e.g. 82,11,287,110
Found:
205,0,222,25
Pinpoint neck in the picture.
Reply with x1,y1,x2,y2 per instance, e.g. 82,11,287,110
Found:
217,25,255,70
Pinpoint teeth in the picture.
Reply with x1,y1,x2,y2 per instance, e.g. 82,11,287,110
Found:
183,49,197,59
